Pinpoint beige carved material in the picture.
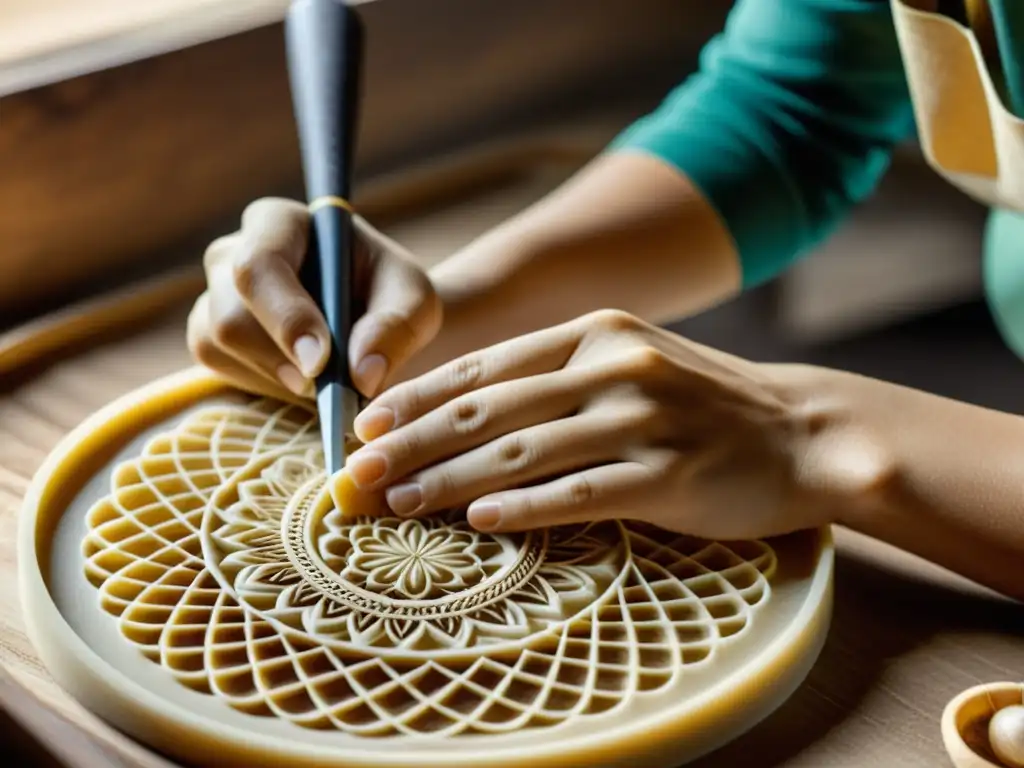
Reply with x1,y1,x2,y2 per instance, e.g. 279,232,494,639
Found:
81,398,777,734
20,368,833,768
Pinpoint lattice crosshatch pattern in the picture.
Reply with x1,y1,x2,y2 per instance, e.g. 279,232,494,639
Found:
81,399,778,738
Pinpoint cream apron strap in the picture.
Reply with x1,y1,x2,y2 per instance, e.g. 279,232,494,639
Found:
891,0,1024,211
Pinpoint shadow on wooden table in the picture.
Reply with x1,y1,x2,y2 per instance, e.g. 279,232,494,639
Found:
0,666,139,768
689,534,1024,767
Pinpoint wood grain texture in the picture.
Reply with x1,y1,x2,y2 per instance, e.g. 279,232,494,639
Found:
0,123,599,367
0,0,724,98
0,665,135,768
0,266,205,378
0,0,287,83
6,325,1024,768
0,25,300,315
2,170,1023,768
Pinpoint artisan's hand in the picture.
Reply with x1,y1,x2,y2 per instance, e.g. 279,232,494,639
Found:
345,310,885,539
187,198,441,399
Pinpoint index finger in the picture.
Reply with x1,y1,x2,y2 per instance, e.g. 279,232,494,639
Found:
232,198,331,377
353,321,580,442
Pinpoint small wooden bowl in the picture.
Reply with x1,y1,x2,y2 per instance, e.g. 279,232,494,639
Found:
943,682,1024,767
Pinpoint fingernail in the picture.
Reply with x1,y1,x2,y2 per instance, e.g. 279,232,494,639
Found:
294,335,324,378
386,483,423,517
355,354,389,397
346,450,388,487
354,406,395,441
468,502,501,531
277,364,308,396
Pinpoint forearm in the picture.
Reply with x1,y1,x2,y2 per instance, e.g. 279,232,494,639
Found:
780,364,1024,601
409,151,740,374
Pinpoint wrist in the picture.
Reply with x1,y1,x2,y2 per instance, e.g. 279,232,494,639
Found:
423,220,567,362
763,362,901,528
397,230,541,379
771,362,1024,600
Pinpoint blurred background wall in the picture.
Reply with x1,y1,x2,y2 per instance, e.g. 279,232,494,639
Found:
1,0,1017,411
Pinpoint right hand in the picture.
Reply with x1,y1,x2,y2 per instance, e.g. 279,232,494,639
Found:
187,197,442,401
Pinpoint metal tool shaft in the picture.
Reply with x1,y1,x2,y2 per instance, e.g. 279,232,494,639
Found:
285,0,364,473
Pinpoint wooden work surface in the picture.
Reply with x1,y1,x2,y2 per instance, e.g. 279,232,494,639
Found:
0,0,292,97
1,173,1023,768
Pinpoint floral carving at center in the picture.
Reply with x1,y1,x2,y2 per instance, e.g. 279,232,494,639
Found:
330,517,503,599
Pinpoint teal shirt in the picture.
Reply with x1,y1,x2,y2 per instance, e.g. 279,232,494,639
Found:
612,0,1024,355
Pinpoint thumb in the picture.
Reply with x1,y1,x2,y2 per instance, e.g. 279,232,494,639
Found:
348,217,442,398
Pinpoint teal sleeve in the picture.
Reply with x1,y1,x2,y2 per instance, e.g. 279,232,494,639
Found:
984,209,1024,360
611,0,916,288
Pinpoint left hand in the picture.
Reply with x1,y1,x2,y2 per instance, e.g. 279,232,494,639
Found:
344,310,874,539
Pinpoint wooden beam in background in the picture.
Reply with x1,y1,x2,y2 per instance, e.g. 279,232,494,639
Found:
0,0,727,315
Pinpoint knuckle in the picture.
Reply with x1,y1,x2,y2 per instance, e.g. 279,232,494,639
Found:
210,306,252,349
620,398,668,439
241,197,274,221
618,345,672,379
445,396,488,436
446,355,483,393
185,294,208,340
277,302,320,344
649,453,678,480
202,235,237,271
231,249,272,300
376,310,420,348
391,428,423,465
631,398,666,430
586,308,639,333
563,474,595,506
425,464,457,503
495,435,536,473
188,331,220,367
394,385,420,423
375,381,418,424
241,196,300,224
412,287,444,342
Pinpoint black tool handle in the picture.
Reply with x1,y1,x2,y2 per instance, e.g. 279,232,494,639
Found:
285,0,363,391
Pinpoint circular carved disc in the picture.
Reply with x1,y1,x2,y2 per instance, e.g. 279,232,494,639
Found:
20,368,833,768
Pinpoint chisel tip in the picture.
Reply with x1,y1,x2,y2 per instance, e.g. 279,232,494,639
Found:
317,382,359,475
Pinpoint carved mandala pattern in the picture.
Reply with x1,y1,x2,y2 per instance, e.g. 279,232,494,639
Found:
336,517,496,599
82,399,777,737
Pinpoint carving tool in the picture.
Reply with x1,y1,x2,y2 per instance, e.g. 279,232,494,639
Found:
285,0,364,474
